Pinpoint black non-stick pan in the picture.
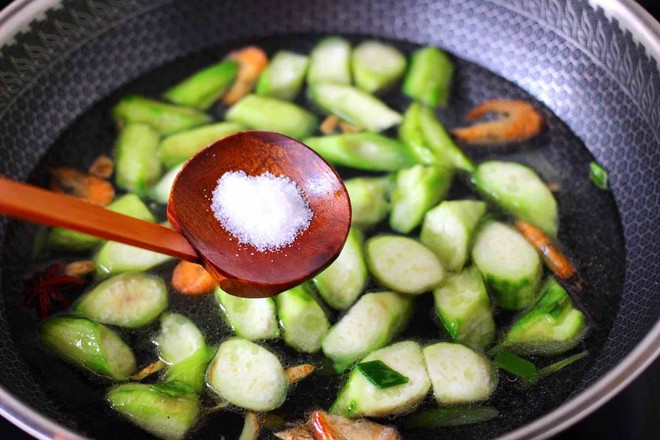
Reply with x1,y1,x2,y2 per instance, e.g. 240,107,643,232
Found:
0,0,658,439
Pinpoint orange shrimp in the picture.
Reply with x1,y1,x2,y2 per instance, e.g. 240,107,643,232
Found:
285,364,316,384
223,46,269,105
320,115,340,135
171,261,216,295
63,260,95,277
452,99,544,144
130,359,166,381
515,220,581,291
50,166,115,206
320,115,363,135
88,154,114,179
275,426,315,440
309,411,401,440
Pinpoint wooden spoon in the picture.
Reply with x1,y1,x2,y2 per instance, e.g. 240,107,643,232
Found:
0,131,351,298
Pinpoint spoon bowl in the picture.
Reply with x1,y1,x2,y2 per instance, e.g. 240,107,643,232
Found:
168,131,351,298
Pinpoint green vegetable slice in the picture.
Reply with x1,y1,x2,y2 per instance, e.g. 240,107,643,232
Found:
493,350,537,380
304,133,414,172
501,277,587,356
307,37,352,85
163,60,238,110
539,351,588,378
40,316,136,380
158,122,245,168
402,46,454,107
308,83,402,132
404,407,499,428
351,40,407,94
114,123,161,197
344,177,391,229
256,51,309,100
112,95,211,136
314,227,368,310
225,94,317,139
74,273,168,328
589,161,609,190
356,360,409,389
107,382,200,440
473,161,558,237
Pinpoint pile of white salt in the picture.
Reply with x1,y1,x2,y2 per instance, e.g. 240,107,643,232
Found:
211,171,313,252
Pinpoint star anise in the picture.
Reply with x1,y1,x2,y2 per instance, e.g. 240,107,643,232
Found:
24,263,88,319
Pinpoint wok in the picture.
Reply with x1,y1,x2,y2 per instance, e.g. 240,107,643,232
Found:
0,0,658,439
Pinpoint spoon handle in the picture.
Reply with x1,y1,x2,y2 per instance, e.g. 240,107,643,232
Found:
0,177,198,262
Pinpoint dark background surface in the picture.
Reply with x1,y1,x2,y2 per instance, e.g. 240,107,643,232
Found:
0,0,658,439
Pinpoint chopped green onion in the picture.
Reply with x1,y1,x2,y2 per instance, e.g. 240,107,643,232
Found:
355,360,409,389
589,161,609,189
149,381,195,398
494,350,538,380
404,406,499,428
539,351,588,378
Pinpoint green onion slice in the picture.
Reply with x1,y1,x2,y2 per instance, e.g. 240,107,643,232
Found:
355,360,409,389
404,406,499,428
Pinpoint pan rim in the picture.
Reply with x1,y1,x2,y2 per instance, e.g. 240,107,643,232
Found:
0,0,657,439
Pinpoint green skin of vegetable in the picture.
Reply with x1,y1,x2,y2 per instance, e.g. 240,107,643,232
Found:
399,102,436,164
307,83,403,132
399,103,474,172
158,122,245,168
344,177,392,229
501,278,587,356
256,51,309,100
48,193,156,251
417,104,474,172
402,46,454,107
304,133,415,172
433,266,495,349
112,95,212,136
275,284,331,353
107,382,200,440
314,227,368,310
485,274,540,311
472,221,543,311
163,346,215,394
40,316,136,380
389,165,454,234
225,94,318,139
163,60,238,110
114,123,162,197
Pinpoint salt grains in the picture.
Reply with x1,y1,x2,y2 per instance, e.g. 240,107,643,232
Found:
211,171,313,252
